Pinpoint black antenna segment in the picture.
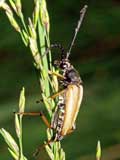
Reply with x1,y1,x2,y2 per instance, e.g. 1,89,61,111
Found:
66,5,88,59
43,44,65,59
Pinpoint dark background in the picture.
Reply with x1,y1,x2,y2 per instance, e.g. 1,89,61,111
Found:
0,0,120,159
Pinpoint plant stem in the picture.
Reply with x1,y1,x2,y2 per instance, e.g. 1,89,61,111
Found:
38,18,50,96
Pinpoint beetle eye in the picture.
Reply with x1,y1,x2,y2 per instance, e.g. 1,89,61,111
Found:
60,62,69,69
62,63,67,68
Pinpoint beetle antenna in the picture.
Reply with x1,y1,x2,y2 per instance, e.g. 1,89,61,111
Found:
66,5,88,59
43,44,65,59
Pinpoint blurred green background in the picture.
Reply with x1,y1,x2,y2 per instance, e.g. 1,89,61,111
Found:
0,0,120,160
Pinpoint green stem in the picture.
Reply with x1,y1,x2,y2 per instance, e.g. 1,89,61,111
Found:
19,117,24,160
45,32,52,70
38,19,50,96
20,14,29,35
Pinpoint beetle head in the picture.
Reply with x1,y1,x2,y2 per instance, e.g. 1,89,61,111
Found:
54,59,70,70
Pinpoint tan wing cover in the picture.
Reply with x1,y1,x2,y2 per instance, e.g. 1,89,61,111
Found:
61,84,83,136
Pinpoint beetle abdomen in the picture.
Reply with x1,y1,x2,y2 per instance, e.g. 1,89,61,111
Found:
51,94,65,141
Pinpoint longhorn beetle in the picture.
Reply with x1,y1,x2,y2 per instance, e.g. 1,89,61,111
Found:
44,5,87,141
16,4,87,154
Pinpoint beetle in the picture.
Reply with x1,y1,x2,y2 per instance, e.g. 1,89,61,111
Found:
45,43,83,142
44,5,87,141
16,4,87,154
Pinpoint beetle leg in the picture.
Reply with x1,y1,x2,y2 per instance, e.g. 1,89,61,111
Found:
48,70,64,79
48,89,65,99
15,112,51,128
33,139,55,157
36,88,66,104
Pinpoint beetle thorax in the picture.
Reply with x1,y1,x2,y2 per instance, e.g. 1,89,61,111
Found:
64,68,81,85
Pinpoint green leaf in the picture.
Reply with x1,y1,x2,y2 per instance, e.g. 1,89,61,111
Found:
0,0,5,7
9,0,17,13
0,128,19,156
15,114,21,138
45,145,54,160
8,148,19,160
96,140,101,160
19,87,25,113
